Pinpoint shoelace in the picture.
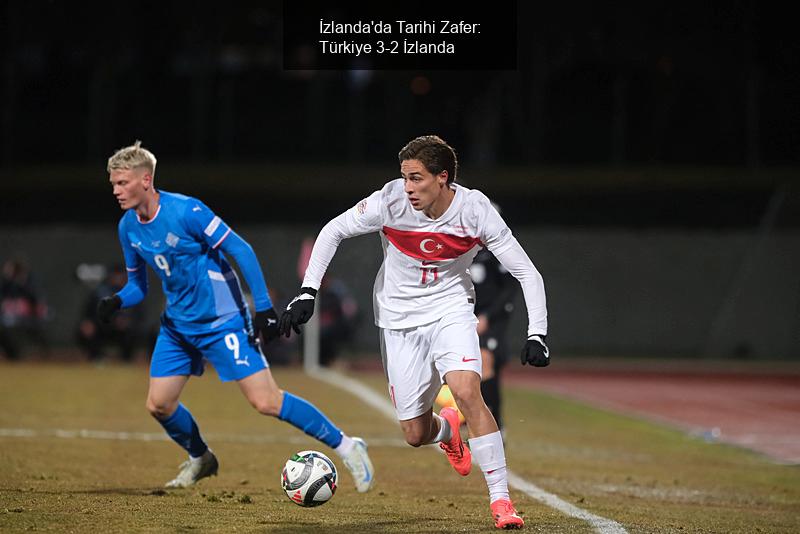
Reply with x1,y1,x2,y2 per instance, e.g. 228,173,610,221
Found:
441,437,463,457
494,501,517,517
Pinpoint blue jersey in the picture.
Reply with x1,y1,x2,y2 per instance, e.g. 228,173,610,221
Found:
118,191,250,333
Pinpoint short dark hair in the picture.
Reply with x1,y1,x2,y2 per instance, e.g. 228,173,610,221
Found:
398,135,458,184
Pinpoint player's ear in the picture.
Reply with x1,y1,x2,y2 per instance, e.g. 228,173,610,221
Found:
438,170,449,186
142,172,153,191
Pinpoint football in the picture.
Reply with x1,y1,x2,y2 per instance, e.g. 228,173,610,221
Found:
435,385,466,424
281,450,338,507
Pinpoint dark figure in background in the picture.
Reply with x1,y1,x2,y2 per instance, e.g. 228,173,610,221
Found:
77,264,144,362
471,247,518,432
318,276,359,367
0,257,49,360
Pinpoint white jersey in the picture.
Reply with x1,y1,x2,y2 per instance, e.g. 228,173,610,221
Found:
302,179,547,336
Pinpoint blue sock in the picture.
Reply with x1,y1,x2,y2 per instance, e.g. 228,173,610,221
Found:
278,392,344,448
158,403,208,458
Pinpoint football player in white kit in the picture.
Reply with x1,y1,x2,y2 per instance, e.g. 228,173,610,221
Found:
280,135,549,530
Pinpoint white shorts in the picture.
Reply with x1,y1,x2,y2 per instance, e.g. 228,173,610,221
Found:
379,313,481,420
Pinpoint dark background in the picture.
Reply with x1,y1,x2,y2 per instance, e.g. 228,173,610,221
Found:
0,1,798,359
1,1,798,226
2,1,798,167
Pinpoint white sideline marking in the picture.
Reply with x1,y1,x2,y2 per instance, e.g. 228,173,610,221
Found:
507,472,629,534
308,367,629,534
0,427,407,448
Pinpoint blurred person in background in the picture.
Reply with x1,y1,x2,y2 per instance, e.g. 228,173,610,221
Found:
472,243,518,435
100,140,373,492
280,135,549,529
294,238,361,368
76,263,145,363
318,275,360,368
0,256,50,360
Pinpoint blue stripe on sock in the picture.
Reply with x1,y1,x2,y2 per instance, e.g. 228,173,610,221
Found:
159,403,208,458
278,392,343,448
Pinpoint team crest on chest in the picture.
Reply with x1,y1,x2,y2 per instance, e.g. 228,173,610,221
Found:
166,232,180,248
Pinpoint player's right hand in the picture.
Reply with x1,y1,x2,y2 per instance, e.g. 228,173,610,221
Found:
97,295,122,324
279,287,317,337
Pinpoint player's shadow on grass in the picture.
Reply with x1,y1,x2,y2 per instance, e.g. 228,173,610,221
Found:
259,519,448,533
24,487,182,497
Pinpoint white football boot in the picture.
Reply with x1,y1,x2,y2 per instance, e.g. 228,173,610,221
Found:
341,437,375,492
165,449,219,488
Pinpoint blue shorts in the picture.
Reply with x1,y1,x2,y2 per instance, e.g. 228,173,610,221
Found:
151,316,268,382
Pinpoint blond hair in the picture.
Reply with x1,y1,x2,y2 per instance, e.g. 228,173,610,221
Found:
107,140,157,175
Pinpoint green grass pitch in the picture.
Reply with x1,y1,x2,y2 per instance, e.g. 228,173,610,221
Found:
1,363,798,533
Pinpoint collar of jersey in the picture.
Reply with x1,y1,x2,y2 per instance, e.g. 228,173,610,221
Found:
136,201,162,225
416,184,461,223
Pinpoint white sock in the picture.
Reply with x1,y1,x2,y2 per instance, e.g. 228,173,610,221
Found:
190,448,211,462
469,431,509,503
334,434,355,456
432,413,452,443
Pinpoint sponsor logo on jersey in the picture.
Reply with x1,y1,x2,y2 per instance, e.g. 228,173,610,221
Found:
151,240,161,248
356,199,368,215
166,232,180,248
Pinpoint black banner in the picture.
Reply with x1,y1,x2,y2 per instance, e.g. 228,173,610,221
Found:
283,0,517,70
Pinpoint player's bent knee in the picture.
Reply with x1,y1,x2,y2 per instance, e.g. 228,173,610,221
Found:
146,398,177,420
250,395,281,416
401,427,429,447
404,435,427,448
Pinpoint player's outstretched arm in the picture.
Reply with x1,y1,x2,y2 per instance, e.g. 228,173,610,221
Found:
492,239,550,367
280,193,383,338
218,231,279,344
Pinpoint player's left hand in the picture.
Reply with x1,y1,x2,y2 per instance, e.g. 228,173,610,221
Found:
521,335,550,367
97,294,122,324
254,308,280,345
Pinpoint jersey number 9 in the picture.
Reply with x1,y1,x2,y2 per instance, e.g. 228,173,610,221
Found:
154,254,172,277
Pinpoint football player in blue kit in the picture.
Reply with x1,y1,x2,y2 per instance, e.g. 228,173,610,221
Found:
100,141,374,491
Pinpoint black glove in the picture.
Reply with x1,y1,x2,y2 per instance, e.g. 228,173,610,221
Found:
521,334,550,367
279,287,317,337
254,308,280,345
97,294,122,324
